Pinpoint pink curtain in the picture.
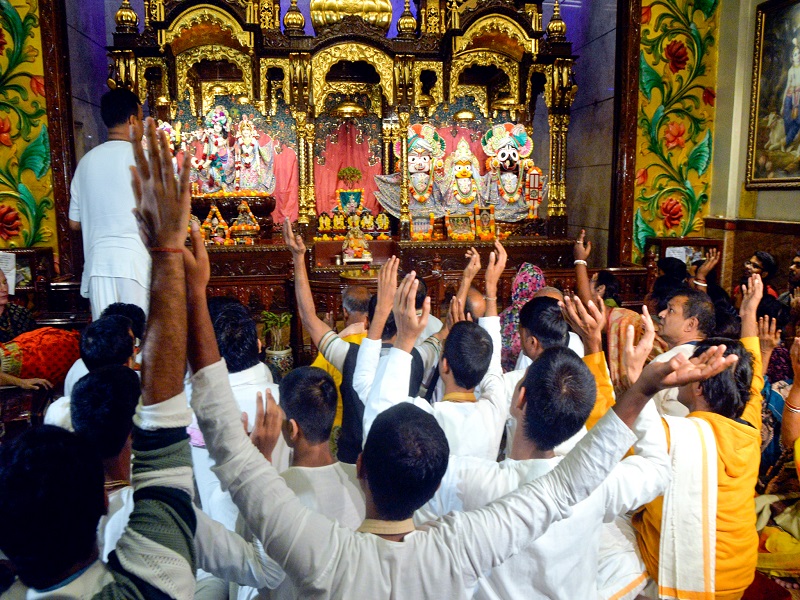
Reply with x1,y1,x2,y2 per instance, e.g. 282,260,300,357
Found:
314,122,382,215
436,126,489,174
273,142,299,222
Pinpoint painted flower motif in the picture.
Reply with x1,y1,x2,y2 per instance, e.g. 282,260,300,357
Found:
0,30,6,55
20,44,38,63
636,168,648,186
641,5,652,24
30,76,45,97
0,205,22,241
702,87,716,107
664,40,689,74
660,197,683,230
0,117,12,147
664,121,686,150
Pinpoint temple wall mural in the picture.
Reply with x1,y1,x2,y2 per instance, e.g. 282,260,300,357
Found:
632,0,720,261
0,0,55,252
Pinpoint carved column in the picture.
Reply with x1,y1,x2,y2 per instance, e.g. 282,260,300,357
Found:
542,58,576,238
305,121,317,229
398,111,411,240
294,110,308,227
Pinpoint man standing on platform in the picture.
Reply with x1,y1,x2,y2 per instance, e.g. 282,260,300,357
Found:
69,88,150,320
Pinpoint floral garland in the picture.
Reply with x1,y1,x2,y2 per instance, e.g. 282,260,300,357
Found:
496,170,526,204
410,174,434,204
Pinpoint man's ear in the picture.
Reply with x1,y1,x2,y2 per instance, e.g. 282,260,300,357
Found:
515,385,529,413
684,315,699,334
690,380,704,400
596,284,606,299
441,356,451,375
283,419,299,446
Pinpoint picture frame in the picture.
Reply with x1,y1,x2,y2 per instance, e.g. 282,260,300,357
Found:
445,211,475,241
411,213,435,241
475,206,495,241
746,0,800,189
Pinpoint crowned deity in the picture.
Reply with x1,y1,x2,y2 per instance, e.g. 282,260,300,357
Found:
189,106,234,193
233,118,276,194
442,138,483,212
374,123,448,219
481,123,541,221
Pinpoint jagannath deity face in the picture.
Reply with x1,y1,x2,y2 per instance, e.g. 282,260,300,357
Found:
497,145,520,171
409,151,432,174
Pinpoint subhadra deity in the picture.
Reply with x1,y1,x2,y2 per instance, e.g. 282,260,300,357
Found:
233,118,276,194
442,138,483,212
190,105,234,193
481,123,542,221
374,123,448,218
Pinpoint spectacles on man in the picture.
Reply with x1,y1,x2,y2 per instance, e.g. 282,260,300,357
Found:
744,260,763,270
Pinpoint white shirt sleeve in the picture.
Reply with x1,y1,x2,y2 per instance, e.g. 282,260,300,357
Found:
599,399,670,522
318,330,351,372
352,337,383,406
68,171,81,222
473,316,508,441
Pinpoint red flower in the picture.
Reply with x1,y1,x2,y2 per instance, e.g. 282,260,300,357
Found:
0,31,6,55
30,76,45,97
636,168,648,186
0,117,12,147
664,40,689,74
664,121,686,150
702,87,716,107
641,5,652,24
660,197,683,230
0,205,22,241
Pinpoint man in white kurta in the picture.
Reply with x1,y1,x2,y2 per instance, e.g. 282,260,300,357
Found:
68,89,151,319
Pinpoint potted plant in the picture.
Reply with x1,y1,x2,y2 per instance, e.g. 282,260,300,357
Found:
261,310,293,378
337,167,363,212
337,167,362,189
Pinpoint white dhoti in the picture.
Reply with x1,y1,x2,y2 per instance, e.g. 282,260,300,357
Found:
598,514,651,600
88,276,149,320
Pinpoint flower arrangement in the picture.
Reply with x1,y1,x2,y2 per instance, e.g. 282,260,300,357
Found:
261,310,292,351
337,167,362,189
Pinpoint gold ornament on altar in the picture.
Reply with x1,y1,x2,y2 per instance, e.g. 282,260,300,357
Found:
342,226,373,263
310,0,393,32
201,204,229,244
114,0,139,34
229,200,260,244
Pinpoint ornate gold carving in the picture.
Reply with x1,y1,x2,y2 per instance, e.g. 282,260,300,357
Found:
176,45,253,115
309,0,393,32
454,85,488,117
323,82,383,117
109,50,138,90
455,15,533,56
259,0,279,29
398,111,410,235
450,50,519,113
422,2,443,35
289,53,312,107
395,54,415,107
413,60,444,107
312,44,394,116
547,112,570,214
135,57,169,105
201,81,248,115
147,0,163,24
542,59,577,113
160,5,254,50
260,58,289,117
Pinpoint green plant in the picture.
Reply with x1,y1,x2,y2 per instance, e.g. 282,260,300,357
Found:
337,167,362,189
261,310,291,351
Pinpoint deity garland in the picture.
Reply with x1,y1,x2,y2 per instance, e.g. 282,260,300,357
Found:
442,138,483,211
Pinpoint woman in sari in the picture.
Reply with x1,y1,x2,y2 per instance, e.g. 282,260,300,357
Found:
499,262,545,372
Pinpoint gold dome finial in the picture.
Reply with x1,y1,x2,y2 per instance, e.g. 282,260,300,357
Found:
115,0,139,34
283,0,306,34
546,0,567,41
396,0,417,38
309,0,393,33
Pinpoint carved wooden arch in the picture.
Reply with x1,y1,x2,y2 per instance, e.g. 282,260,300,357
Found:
159,4,254,51
311,43,394,117
455,14,534,57
449,50,519,114
175,44,253,115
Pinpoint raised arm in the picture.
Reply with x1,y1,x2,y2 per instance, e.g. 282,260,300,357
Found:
482,240,506,318
739,274,765,429
283,218,331,348
455,247,481,312
781,339,800,448
573,230,593,305
690,248,719,291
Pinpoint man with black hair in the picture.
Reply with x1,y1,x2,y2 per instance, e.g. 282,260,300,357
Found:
735,250,779,305
0,118,195,598
650,287,716,416
45,314,137,430
631,275,765,599
69,88,150,320
415,344,669,600
358,243,507,460
778,249,800,308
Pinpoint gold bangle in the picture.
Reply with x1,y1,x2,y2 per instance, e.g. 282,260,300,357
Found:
484,296,497,301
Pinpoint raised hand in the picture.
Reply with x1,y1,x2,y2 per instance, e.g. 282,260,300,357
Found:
740,273,763,338
791,337,800,379
183,221,210,295
130,117,191,250
622,305,656,387
368,256,400,340
758,316,782,356
561,294,606,355
695,248,719,281
640,344,737,397
248,389,285,463
573,229,592,262
484,240,508,288
393,271,429,353
463,248,481,281
282,217,306,259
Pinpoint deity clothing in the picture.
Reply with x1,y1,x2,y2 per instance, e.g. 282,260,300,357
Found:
69,141,151,320
360,317,505,461
0,327,80,387
310,329,367,428
2,392,196,600
265,463,366,600
189,362,288,533
318,331,435,463
190,358,638,599
0,303,34,344
632,336,764,599
414,399,668,600
648,342,699,417
499,264,546,372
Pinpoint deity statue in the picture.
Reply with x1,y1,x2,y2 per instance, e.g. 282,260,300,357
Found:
230,200,260,242
190,106,234,194
233,118,276,194
442,138,483,212
481,123,541,222
342,225,372,263
374,123,448,219
201,204,229,243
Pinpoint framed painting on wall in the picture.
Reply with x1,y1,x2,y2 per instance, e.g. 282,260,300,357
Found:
746,0,800,189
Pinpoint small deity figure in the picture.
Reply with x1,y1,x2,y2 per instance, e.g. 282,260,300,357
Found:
190,106,234,194
360,210,374,232
230,200,260,242
155,120,183,174
374,123,447,219
342,226,372,262
233,118,276,194
481,123,540,222
375,211,390,232
318,212,332,232
442,138,483,212
332,211,347,232
201,204,229,244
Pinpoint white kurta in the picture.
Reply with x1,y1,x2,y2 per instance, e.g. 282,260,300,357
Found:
649,343,697,417
69,141,151,318
360,316,506,460
191,358,638,599
414,399,669,600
